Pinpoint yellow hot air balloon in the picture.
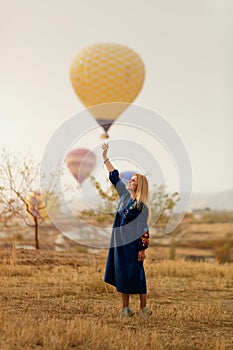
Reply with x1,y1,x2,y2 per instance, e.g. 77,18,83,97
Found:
26,191,47,220
26,191,60,220
70,43,145,138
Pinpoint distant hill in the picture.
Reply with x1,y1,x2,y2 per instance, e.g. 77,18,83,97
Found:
64,189,233,213
188,189,233,211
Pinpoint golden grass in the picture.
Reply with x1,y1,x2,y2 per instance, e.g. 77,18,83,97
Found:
0,248,232,350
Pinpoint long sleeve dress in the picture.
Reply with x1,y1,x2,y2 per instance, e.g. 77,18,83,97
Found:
104,169,149,294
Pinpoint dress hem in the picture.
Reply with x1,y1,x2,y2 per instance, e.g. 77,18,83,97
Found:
104,280,147,294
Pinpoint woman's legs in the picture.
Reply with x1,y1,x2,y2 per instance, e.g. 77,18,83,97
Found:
122,293,147,308
121,293,129,308
121,293,134,318
139,293,152,318
139,293,147,309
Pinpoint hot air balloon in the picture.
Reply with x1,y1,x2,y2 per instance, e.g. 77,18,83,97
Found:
120,171,136,185
26,191,48,219
65,148,96,185
70,43,145,138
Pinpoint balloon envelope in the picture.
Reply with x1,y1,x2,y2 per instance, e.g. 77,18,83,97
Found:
65,148,96,185
70,43,145,136
120,171,136,184
26,191,47,219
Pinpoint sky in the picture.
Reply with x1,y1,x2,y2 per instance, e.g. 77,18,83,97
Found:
1,0,232,195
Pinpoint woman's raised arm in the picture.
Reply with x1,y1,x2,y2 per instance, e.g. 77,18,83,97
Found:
102,143,115,172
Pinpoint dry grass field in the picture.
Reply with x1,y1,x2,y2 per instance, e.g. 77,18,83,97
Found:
0,246,232,350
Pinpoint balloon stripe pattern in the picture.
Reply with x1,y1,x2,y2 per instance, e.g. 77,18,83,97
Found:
65,148,96,185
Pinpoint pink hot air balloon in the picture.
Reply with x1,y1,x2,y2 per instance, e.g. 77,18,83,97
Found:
65,148,96,185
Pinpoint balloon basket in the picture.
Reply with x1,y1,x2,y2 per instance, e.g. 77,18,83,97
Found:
101,133,109,139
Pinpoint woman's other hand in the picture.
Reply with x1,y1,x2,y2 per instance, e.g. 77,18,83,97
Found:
138,250,146,261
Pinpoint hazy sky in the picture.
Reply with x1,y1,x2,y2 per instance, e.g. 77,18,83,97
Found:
1,0,232,194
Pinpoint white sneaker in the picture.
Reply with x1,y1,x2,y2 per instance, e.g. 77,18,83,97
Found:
120,307,134,319
138,306,152,319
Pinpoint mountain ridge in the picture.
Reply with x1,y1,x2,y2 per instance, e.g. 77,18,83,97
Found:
188,189,233,211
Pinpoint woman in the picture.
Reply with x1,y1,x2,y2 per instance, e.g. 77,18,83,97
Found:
102,143,152,319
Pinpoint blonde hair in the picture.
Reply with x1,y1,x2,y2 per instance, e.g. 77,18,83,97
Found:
132,174,150,212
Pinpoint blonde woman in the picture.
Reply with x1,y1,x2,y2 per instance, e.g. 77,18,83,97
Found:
102,143,152,319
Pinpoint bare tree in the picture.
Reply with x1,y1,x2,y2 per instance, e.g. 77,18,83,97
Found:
0,149,66,249
149,184,179,225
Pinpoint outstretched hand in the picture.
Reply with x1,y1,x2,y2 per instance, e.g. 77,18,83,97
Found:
102,143,109,160
102,143,115,172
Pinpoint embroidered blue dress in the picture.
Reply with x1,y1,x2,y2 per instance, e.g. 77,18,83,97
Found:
104,169,149,294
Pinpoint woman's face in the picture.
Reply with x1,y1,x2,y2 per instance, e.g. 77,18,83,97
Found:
127,175,138,193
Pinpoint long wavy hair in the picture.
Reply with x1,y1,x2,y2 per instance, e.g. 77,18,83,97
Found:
132,174,150,212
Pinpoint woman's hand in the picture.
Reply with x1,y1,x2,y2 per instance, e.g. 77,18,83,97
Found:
101,143,115,172
102,143,109,161
138,250,146,262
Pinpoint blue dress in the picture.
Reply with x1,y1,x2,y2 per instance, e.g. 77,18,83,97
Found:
104,169,149,294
